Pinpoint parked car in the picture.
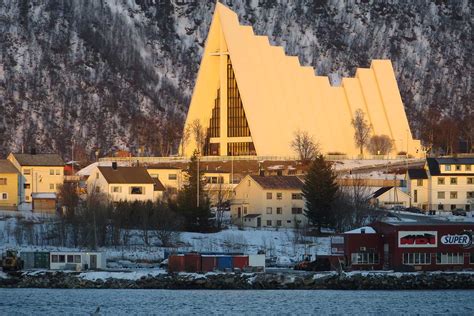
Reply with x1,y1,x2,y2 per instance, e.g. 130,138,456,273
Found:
405,207,424,214
452,209,467,216
390,205,405,212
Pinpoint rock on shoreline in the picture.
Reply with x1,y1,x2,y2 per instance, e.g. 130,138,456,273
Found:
1,271,473,290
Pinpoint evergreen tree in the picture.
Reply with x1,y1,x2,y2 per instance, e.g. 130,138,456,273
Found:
176,150,211,231
302,155,339,232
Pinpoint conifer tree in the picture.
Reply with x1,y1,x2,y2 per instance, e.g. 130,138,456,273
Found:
176,150,211,231
302,155,339,232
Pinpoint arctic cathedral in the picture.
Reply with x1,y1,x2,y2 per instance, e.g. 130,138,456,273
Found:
182,3,422,158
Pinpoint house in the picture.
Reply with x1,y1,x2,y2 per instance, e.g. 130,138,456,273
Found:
87,164,164,202
146,166,184,196
370,186,410,208
7,152,64,204
0,160,20,210
407,157,474,212
231,175,307,228
181,3,422,158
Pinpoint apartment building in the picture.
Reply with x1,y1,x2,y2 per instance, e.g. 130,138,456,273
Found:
0,160,20,210
407,157,474,211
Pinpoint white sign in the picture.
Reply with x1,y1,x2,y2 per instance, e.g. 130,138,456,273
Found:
441,234,471,247
398,231,438,248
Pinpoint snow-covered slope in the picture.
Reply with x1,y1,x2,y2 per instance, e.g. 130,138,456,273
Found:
0,0,471,157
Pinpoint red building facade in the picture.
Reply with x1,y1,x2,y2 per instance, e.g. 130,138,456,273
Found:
341,221,473,271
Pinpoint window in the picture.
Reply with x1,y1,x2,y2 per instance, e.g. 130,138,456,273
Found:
455,165,461,171
436,253,464,264
24,183,30,189
417,179,423,186
25,196,30,201
466,165,472,171
266,220,272,226
50,184,55,190
50,169,54,175
52,255,59,263
276,220,282,226
351,253,379,265
243,207,247,215
437,178,445,185
247,180,251,186
0,178,6,185
150,174,159,179
67,255,74,263
96,172,99,179
291,207,303,214
130,187,144,195
56,184,60,190
445,165,451,171
292,193,303,200
414,190,418,203
95,187,100,193
56,169,60,175
23,169,31,175
450,177,457,185
66,255,81,263
168,174,177,180
451,204,456,210
450,191,458,199
403,253,431,265
59,255,65,263
471,253,474,264
266,207,272,214
467,178,473,185
111,186,122,193
1,193,7,200
276,192,282,200
287,220,292,224
276,207,282,214
266,192,272,200
437,192,445,199
467,192,474,199
74,255,81,263
438,204,444,210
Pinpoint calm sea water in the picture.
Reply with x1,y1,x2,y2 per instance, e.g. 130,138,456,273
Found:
0,288,473,315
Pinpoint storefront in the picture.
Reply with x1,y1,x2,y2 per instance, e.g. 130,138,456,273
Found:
339,221,473,271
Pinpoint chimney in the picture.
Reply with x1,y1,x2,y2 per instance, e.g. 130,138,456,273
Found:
112,162,118,170
259,169,265,176
361,228,366,234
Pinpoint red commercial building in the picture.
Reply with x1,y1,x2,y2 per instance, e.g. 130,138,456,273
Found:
339,220,473,271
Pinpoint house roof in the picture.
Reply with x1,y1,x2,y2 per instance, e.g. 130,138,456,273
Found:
407,168,428,179
11,153,64,166
0,160,19,173
372,187,393,198
426,157,473,176
250,175,304,190
244,214,261,219
436,157,474,165
153,178,166,191
98,166,155,184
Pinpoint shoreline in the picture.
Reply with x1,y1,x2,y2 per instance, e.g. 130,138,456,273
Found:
1,270,473,290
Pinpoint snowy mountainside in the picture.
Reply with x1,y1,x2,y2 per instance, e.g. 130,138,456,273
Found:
0,0,471,158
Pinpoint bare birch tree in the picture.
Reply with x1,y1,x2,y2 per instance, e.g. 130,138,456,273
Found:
291,130,320,161
351,109,371,156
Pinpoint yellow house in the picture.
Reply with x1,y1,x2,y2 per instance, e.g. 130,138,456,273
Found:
231,175,307,228
7,153,64,204
146,167,184,197
87,165,164,202
182,3,422,158
0,160,20,210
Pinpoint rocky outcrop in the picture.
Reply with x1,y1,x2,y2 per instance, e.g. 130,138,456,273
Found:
1,271,473,290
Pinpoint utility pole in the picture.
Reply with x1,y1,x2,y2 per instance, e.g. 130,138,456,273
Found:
197,153,200,208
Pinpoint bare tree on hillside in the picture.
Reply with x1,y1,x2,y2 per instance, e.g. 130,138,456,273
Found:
213,182,233,229
191,119,206,154
351,109,371,156
367,135,393,155
180,125,191,156
291,130,320,161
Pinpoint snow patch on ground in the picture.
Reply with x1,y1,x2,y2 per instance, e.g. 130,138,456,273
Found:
79,269,167,281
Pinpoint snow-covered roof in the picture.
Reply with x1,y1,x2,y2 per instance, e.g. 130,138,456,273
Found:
32,192,57,199
344,226,377,234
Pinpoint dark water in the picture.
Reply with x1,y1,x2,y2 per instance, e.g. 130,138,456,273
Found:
0,288,473,315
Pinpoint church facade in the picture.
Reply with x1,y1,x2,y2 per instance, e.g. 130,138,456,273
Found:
182,3,422,158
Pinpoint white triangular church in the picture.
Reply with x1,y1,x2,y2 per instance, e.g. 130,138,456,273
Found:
182,2,422,158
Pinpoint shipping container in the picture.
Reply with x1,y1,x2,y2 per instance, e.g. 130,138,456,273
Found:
184,253,202,272
248,254,266,269
232,255,249,270
217,256,233,271
168,254,185,273
201,256,217,272
21,252,50,269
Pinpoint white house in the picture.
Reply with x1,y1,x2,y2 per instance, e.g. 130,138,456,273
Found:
231,175,307,228
87,164,164,202
370,186,410,208
407,157,474,212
